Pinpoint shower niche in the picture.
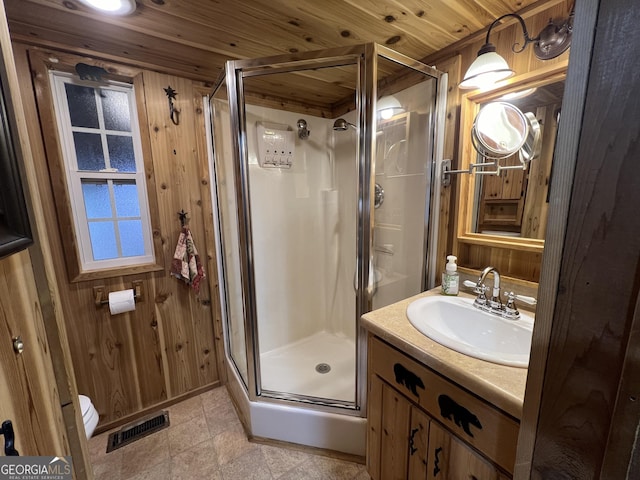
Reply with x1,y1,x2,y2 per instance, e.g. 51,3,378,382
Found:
207,44,447,454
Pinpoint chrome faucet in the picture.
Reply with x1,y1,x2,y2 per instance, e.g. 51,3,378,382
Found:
477,266,502,310
463,266,537,320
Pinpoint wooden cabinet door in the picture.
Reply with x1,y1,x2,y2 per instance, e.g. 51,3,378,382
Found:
426,422,505,480
368,375,431,480
407,406,430,480
0,251,69,456
368,375,411,479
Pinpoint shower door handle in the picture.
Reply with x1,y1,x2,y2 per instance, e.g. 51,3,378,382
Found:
353,260,378,296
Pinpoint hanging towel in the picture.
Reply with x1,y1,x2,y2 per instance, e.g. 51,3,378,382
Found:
171,226,206,294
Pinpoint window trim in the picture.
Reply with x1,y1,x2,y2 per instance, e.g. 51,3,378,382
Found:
50,71,156,271
30,58,164,282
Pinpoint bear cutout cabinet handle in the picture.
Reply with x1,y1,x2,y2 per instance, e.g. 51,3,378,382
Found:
437,394,483,438
392,363,425,398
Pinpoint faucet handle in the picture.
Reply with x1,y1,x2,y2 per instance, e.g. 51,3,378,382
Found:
463,280,487,294
504,292,537,305
463,280,478,289
463,280,487,295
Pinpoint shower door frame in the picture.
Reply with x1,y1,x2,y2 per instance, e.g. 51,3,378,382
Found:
215,43,444,415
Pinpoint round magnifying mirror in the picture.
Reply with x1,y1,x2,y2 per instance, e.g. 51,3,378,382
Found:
472,102,528,158
520,112,542,163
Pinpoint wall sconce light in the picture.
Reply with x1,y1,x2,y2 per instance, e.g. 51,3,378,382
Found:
377,95,404,120
77,0,137,16
460,11,574,90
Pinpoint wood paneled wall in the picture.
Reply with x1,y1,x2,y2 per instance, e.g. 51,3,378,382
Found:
0,2,94,476
13,45,225,430
427,0,572,284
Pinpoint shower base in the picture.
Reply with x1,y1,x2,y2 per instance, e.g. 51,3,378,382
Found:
260,331,355,403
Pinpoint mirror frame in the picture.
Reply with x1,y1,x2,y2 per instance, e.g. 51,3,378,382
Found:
0,44,32,259
454,60,568,254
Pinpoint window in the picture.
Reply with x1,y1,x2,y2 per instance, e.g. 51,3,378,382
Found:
50,72,155,272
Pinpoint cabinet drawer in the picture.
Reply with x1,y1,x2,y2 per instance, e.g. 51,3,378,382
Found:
369,335,519,474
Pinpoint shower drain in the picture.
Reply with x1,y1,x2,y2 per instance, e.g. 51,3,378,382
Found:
315,363,331,374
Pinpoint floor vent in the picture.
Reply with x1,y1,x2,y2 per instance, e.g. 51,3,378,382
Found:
106,411,170,453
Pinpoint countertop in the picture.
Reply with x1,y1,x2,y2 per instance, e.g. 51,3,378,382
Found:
360,288,528,420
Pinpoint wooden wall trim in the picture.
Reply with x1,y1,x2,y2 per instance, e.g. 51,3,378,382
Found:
8,31,217,84
600,290,640,478
433,54,461,279
514,0,599,475
526,0,640,476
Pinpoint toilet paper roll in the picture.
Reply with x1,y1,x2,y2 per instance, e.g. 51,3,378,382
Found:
108,289,136,315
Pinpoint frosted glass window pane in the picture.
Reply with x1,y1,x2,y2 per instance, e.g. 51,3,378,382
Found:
65,83,99,128
118,220,144,257
88,221,118,260
81,180,112,219
113,181,140,217
107,135,136,172
102,90,131,131
74,132,105,171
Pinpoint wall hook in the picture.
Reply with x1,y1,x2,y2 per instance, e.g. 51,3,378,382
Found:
178,210,188,227
164,85,180,125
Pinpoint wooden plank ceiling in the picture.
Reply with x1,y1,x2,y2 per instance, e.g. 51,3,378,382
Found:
5,0,544,114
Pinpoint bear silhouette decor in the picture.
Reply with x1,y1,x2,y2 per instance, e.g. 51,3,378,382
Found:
438,394,483,437
393,363,425,397
75,63,109,82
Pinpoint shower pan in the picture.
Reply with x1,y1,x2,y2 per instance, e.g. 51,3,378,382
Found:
207,44,447,455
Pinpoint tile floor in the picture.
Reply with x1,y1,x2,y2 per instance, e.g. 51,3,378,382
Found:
88,387,370,480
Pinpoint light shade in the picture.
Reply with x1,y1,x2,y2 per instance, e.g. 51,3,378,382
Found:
377,95,404,120
460,47,514,90
77,0,137,15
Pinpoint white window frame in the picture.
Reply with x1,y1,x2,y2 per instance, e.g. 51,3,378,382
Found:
50,71,155,272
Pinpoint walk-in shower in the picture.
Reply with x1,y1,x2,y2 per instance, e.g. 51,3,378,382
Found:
207,44,447,455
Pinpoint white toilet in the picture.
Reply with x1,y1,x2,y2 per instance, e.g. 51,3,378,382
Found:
79,395,99,439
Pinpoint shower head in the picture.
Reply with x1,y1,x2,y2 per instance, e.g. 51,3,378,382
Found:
297,118,310,139
332,118,357,131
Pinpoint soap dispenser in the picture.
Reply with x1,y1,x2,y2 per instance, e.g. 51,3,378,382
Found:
441,255,459,296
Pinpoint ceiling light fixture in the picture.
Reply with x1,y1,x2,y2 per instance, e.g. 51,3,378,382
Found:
377,95,404,120
77,0,137,16
460,11,573,90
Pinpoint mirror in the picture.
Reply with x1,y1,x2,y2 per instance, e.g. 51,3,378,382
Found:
0,50,32,259
472,102,528,159
456,63,567,251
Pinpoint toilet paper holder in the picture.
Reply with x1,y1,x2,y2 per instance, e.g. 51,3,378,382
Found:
94,281,143,307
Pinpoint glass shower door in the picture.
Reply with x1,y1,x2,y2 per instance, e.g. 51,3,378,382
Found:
240,62,360,406
210,79,249,386
371,54,439,311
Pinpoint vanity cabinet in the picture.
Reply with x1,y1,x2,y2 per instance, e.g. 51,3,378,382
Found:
367,335,518,479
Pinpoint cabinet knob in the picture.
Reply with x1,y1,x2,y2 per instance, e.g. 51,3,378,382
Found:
12,336,24,355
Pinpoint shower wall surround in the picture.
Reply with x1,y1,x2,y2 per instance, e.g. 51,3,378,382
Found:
245,106,357,353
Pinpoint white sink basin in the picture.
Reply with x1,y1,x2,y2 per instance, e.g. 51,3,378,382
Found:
406,295,534,368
